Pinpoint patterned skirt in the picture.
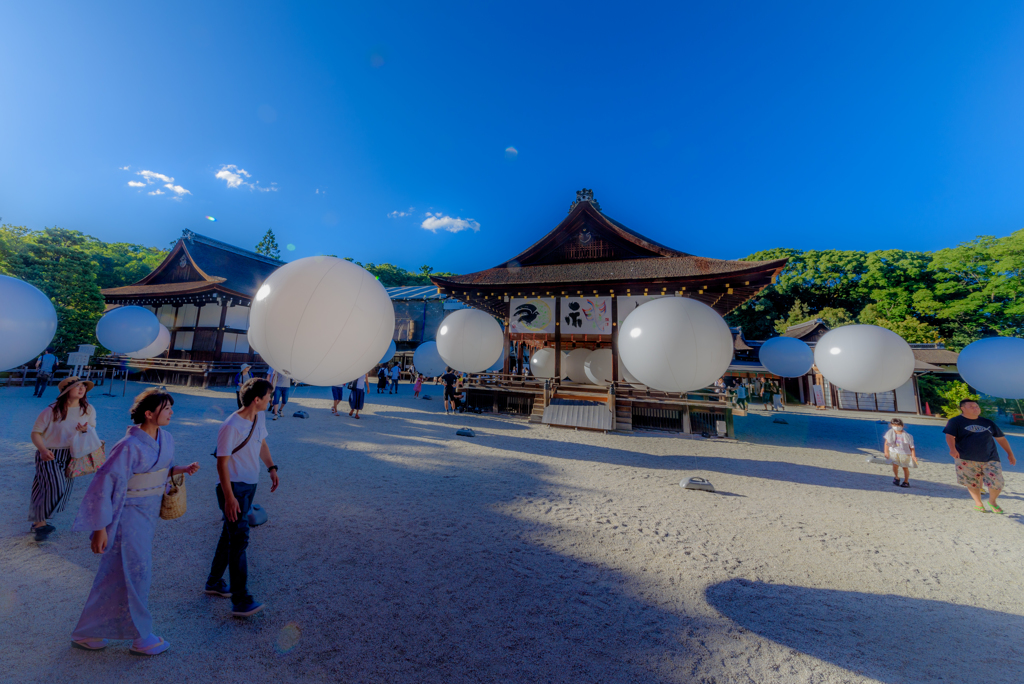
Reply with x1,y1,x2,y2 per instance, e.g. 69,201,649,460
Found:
29,448,75,522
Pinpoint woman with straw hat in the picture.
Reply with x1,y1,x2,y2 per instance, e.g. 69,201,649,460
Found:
28,376,97,542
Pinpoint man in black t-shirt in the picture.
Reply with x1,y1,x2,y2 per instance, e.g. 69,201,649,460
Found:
943,399,1016,513
438,367,459,415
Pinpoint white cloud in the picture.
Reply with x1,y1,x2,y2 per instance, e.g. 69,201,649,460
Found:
421,212,480,233
138,169,173,184
215,164,276,192
119,165,130,171
388,207,415,218
148,189,165,196
215,164,251,189
128,181,146,188
164,183,192,197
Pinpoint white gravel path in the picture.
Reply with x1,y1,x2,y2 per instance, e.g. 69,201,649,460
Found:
1,381,1022,684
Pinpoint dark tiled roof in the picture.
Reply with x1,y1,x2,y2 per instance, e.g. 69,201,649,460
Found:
181,233,283,297
101,279,226,297
435,255,786,287
912,348,959,365
781,319,829,340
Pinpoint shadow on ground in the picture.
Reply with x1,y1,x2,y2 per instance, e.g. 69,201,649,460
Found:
706,579,1024,684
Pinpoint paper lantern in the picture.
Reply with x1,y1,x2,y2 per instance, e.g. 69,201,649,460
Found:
530,348,567,379
618,297,733,392
435,309,503,373
379,340,397,365
759,337,813,378
958,337,1024,399
413,341,446,377
584,349,613,386
125,324,171,359
813,325,914,394
96,306,160,355
247,256,395,386
563,348,592,383
0,275,58,371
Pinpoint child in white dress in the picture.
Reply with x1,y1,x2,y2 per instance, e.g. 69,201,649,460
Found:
883,418,917,488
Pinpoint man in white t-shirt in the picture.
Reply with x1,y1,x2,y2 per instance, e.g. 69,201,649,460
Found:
390,364,401,394
204,377,280,617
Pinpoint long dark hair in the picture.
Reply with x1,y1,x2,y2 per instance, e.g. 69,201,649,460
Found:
51,391,89,422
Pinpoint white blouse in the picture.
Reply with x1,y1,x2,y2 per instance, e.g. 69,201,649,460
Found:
32,404,98,449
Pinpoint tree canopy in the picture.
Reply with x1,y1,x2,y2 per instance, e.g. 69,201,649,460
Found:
726,229,1023,350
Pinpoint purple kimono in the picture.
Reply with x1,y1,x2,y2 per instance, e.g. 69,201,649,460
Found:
71,426,174,641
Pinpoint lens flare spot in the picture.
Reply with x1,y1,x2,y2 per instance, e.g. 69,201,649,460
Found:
286,244,296,251
505,146,518,159
276,622,302,654
256,284,271,301
440,325,449,336
205,216,217,222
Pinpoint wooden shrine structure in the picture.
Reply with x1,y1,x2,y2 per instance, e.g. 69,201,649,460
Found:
431,189,788,434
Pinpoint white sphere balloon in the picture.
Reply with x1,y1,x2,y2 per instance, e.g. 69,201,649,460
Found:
485,354,504,372
584,349,613,386
379,340,397,365
813,324,914,394
563,348,592,382
759,336,813,377
413,341,446,377
96,305,160,354
0,275,58,371
958,337,1024,399
618,297,733,392
247,256,395,386
125,324,171,359
619,361,643,387
435,309,504,373
530,348,567,379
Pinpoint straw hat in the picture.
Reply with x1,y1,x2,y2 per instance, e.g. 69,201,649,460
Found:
57,376,95,397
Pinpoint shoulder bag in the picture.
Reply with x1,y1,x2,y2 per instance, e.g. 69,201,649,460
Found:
210,415,258,457
66,427,107,479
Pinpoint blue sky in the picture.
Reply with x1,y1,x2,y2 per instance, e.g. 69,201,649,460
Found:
2,2,1024,274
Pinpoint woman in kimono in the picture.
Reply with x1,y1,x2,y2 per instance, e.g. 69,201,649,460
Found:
70,388,200,656
29,376,97,542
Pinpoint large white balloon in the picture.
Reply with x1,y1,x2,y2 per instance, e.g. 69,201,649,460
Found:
485,354,505,372
435,309,504,373
379,340,397,365
563,348,592,383
813,324,914,394
247,256,395,386
530,348,567,379
0,275,58,371
96,306,160,354
759,336,813,377
618,297,733,392
125,324,171,359
958,337,1024,399
413,341,446,377
584,348,613,386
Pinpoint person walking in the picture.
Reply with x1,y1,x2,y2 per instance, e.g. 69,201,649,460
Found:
266,368,288,420
33,348,58,398
348,371,368,418
944,399,1016,513
29,377,97,542
376,365,388,394
439,367,459,414
772,381,785,411
883,418,917,488
234,363,253,409
413,374,423,399
70,389,200,655
735,382,748,410
205,377,279,617
390,363,401,394
330,385,345,416
760,379,773,411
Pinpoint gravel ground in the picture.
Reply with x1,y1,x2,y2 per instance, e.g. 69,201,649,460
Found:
1,381,1022,684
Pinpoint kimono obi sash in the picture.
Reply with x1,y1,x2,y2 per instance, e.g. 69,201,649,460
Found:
126,468,169,498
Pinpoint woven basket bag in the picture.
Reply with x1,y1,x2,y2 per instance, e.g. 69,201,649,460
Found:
160,473,187,520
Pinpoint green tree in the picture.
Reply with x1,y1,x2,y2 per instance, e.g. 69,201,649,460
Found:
18,228,106,355
255,229,281,259
84,238,168,289
419,265,433,277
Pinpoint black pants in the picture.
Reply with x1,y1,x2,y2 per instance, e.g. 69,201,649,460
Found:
33,374,50,397
208,482,257,606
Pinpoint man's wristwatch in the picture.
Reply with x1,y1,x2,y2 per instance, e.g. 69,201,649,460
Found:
267,465,279,473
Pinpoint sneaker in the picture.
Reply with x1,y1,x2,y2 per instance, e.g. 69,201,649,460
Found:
203,580,232,598
272,413,279,421
33,523,55,541
231,601,265,617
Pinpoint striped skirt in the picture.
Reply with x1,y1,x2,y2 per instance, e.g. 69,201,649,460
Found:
29,448,75,522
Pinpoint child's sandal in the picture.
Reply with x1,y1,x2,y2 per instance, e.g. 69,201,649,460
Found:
973,504,990,513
